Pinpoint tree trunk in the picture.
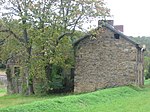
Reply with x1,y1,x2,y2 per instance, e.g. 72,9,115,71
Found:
45,63,52,81
22,18,34,95
6,66,13,94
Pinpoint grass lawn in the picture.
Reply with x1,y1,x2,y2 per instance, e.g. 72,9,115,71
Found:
0,88,64,108
0,88,6,97
1,81,150,112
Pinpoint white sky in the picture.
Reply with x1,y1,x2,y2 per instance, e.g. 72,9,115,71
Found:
1,0,150,37
105,0,150,36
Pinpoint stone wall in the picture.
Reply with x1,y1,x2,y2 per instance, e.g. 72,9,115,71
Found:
74,28,139,93
0,75,7,86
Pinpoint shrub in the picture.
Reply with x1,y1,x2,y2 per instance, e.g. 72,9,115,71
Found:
145,64,150,80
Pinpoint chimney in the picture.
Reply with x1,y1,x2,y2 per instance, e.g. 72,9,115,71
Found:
98,20,114,26
107,20,114,26
114,25,124,32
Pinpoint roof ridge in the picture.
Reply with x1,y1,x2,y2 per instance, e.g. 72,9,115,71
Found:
102,23,140,48
73,22,142,49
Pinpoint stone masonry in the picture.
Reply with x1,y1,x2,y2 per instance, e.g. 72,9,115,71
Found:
74,22,144,93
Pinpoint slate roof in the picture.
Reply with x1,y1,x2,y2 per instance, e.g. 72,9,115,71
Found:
73,21,142,50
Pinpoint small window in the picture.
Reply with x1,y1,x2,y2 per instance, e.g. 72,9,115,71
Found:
114,34,120,39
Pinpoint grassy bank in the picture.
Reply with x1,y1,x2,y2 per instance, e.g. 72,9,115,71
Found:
1,81,150,112
0,88,64,108
0,88,6,97
0,88,6,93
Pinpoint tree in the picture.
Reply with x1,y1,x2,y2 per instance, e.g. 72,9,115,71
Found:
0,0,109,95
130,36,150,79
145,64,150,80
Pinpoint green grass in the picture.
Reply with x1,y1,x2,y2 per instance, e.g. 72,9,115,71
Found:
0,88,64,108
0,88,6,93
0,87,7,97
144,79,150,85
1,81,150,112
0,94,62,108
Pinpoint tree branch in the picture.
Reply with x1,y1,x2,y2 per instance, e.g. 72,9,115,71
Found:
0,39,5,46
56,32,72,46
0,29,24,43
56,5,83,46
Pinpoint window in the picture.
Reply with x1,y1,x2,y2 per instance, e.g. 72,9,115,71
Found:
114,34,120,39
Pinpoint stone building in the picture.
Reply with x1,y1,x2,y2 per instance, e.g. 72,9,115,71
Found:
73,20,145,93
6,56,21,94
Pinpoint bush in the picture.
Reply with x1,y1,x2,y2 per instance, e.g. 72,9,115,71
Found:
145,64,150,80
0,62,6,69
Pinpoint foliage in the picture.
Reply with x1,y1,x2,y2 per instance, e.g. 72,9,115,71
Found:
2,82,150,111
0,88,6,94
0,62,5,69
130,36,150,57
144,56,150,70
145,64,150,80
0,93,62,108
130,37,150,79
0,0,109,94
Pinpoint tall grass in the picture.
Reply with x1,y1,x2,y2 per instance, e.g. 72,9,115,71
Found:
0,81,150,112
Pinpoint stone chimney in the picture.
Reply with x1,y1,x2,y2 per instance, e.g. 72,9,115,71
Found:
114,25,124,32
107,20,114,26
98,20,114,26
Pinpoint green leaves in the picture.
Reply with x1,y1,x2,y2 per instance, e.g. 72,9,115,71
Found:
0,0,109,94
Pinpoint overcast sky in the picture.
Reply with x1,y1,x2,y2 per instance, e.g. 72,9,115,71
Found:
105,0,150,37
